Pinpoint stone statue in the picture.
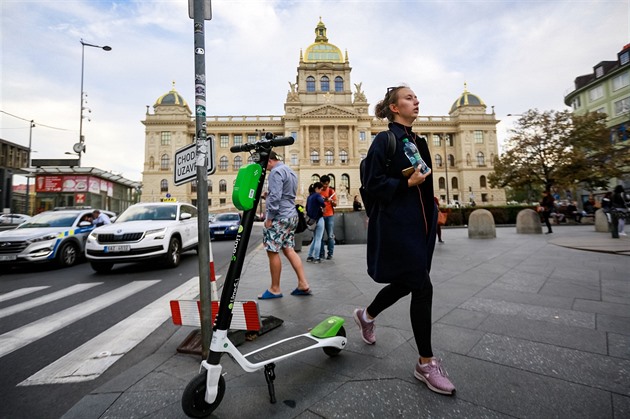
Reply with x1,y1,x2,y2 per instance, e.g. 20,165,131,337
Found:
287,81,299,101
354,82,366,102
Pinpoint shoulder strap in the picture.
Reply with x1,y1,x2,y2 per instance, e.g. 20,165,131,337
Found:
384,130,396,169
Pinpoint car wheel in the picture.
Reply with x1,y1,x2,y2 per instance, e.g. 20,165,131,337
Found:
164,236,181,268
57,241,79,267
91,262,113,273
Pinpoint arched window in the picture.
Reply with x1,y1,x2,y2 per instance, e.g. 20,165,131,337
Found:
339,150,348,164
320,76,330,92
341,174,350,193
438,177,446,189
233,155,243,170
311,174,320,184
191,180,197,193
149,156,155,169
476,152,485,166
434,154,443,167
208,180,213,193
219,179,227,193
310,150,320,164
306,76,315,92
327,174,336,189
466,153,472,166
448,154,455,167
160,179,168,192
160,154,170,170
480,175,487,188
451,177,458,189
219,156,228,171
325,150,334,165
334,76,344,92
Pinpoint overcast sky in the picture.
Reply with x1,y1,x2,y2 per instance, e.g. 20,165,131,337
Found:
1,0,628,183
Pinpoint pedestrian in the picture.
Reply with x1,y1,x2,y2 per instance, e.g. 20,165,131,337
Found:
353,195,363,211
92,210,111,227
258,151,311,299
539,190,554,234
434,196,445,243
306,182,325,263
318,175,336,260
612,185,629,236
353,85,455,395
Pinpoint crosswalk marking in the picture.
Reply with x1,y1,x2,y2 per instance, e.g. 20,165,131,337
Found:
0,280,160,359
0,283,103,319
19,277,200,385
0,286,50,303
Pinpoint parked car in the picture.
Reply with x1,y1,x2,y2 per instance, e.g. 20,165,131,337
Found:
0,213,32,225
85,202,199,273
0,208,114,267
209,212,241,240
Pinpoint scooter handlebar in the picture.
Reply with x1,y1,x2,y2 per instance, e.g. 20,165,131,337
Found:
230,136,295,153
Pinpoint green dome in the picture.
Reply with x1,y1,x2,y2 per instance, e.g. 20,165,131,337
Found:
303,18,344,63
450,84,486,113
154,83,188,107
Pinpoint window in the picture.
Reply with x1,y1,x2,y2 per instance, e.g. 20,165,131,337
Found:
451,177,458,189
433,134,441,147
476,152,485,166
234,135,242,146
614,97,630,116
220,135,229,148
588,85,604,102
160,179,168,192
595,66,604,78
219,180,227,193
291,154,298,165
233,156,243,170
621,51,630,66
161,131,171,146
160,154,170,170
339,150,348,164
434,154,443,167
208,180,213,193
311,174,320,183
310,150,320,164
438,177,446,189
474,131,484,144
208,199,212,207
335,76,343,92
359,131,366,141
247,134,257,143
321,76,330,92
481,193,488,203
445,134,454,147
325,150,333,165
613,72,630,91
572,96,582,110
219,198,226,206
149,156,155,169
219,156,228,171
448,154,455,167
480,175,487,188
341,174,349,193
291,131,298,141
306,76,315,92
191,180,197,193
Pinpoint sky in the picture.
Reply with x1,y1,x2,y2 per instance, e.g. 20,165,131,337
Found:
1,0,629,184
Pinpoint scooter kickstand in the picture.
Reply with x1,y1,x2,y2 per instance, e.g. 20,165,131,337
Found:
264,363,277,403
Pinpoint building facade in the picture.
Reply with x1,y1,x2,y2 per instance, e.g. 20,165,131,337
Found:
141,19,505,210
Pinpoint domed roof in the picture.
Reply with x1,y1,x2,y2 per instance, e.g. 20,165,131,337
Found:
154,82,188,107
303,18,344,63
450,83,486,113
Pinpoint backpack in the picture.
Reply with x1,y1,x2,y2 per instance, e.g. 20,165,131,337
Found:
359,131,396,215
295,204,308,233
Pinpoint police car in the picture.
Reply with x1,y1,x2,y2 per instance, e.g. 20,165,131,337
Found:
0,208,114,268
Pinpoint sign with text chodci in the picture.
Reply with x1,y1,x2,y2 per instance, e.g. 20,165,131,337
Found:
173,138,215,186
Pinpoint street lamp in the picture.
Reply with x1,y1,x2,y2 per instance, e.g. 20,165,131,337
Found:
76,39,111,167
25,120,35,215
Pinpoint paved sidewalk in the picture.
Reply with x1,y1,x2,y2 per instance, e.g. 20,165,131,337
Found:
64,225,630,418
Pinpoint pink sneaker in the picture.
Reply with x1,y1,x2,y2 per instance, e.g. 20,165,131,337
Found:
414,358,456,395
353,308,375,344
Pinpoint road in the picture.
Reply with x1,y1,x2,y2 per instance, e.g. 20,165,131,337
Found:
0,224,263,419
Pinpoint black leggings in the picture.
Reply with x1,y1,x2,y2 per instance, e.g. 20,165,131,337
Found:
366,280,433,358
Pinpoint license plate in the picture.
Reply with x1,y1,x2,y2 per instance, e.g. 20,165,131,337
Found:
0,255,17,261
105,245,131,253
214,231,224,235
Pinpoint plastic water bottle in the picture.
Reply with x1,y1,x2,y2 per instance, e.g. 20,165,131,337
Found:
402,138,430,174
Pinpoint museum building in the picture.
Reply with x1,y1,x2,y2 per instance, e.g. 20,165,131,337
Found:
141,19,505,209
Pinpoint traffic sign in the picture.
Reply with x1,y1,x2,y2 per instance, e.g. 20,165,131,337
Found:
174,137,215,186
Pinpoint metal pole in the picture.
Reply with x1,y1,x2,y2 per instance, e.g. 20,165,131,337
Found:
192,0,212,358
25,121,34,215
79,41,85,167
444,134,450,205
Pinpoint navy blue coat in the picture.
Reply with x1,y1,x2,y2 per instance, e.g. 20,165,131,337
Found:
364,122,437,288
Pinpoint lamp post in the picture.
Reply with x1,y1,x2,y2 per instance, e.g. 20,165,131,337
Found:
25,120,35,215
443,134,450,205
77,39,111,167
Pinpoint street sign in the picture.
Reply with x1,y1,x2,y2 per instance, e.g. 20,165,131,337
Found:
173,137,215,186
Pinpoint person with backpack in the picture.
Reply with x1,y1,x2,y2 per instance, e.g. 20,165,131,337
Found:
305,182,325,263
352,85,455,396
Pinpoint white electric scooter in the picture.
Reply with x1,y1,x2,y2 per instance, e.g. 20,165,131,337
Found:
181,133,347,418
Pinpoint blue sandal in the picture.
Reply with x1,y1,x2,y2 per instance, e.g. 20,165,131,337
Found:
258,289,283,299
290,288,312,296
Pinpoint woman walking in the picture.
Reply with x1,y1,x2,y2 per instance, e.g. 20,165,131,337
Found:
353,85,455,395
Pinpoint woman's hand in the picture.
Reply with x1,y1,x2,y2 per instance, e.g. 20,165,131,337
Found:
264,218,272,229
408,167,431,187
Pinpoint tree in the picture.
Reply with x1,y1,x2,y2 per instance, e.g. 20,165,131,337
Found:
489,109,622,194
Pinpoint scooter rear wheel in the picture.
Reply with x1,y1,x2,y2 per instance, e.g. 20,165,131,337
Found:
181,372,225,418
323,326,346,357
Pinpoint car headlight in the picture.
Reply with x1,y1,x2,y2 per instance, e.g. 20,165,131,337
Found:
228,225,238,230
26,234,58,244
146,228,167,239
89,231,98,239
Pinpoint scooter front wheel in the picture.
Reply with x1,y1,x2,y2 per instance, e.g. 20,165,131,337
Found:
323,326,346,357
181,372,225,418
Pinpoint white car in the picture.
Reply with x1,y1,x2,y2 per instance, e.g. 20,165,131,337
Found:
0,208,113,268
86,202,199,273
0,213,32,225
